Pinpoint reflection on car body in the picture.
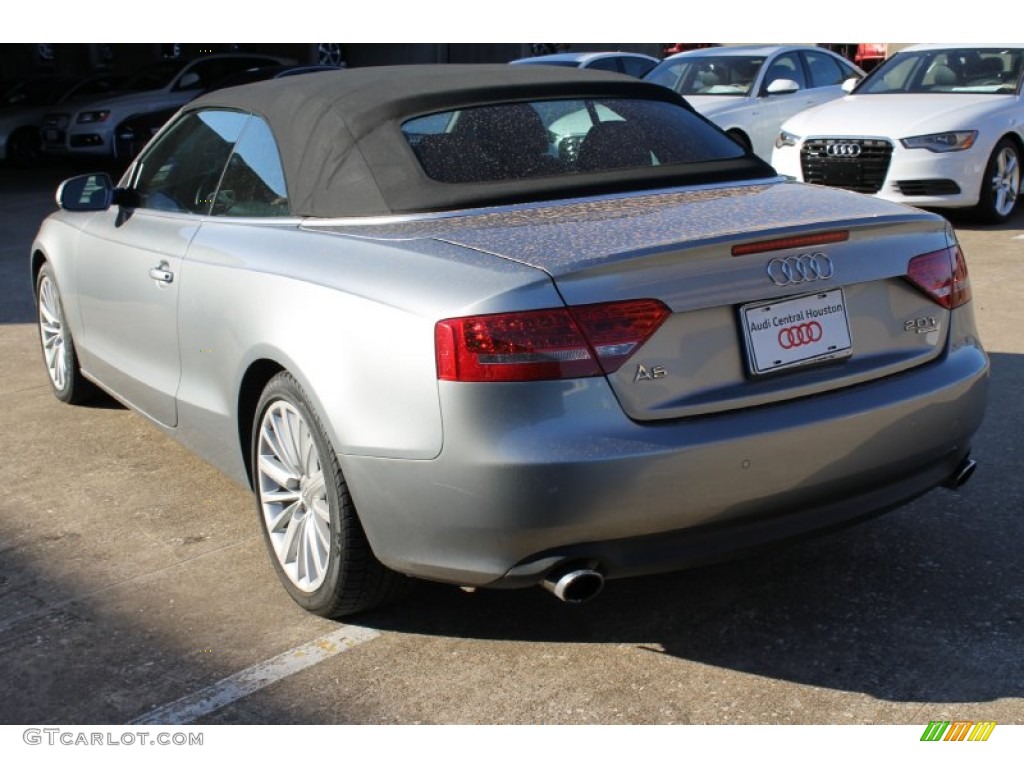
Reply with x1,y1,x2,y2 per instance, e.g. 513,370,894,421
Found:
31,65,988,617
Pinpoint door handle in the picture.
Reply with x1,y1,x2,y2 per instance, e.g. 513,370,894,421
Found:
149,262,174,284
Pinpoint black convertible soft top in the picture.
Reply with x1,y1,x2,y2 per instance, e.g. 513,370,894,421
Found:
186,64,775,218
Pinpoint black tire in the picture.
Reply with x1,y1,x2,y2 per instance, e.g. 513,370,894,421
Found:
252,372,406,617
7,126,42,168
974,137,1021,224
726,129,753,155
35,263,96,404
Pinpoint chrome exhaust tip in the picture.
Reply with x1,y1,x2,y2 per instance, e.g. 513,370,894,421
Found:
943,457,978,490
541,566,605,604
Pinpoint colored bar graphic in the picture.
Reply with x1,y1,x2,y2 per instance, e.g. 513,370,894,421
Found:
920,720,996,742
921,721,950,741
945,721,974,741
968,722,997,742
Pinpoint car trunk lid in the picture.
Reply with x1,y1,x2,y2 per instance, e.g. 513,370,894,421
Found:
319,181,960,420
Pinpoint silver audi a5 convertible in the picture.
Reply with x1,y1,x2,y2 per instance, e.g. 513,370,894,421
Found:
31,65,989,617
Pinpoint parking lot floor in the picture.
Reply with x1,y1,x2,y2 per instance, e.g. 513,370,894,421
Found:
1,165,1022,726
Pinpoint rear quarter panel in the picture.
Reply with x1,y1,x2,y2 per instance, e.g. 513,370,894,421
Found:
174,219,560,484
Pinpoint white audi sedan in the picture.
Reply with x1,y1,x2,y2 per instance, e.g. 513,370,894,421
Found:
644,45,863,161
773,44,1023,223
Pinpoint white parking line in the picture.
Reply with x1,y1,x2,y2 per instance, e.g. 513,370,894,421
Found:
129,625,380,725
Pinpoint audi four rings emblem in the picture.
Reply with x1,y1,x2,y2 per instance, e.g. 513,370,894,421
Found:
778,322,823,349
766,253,835,286
826,143,862,157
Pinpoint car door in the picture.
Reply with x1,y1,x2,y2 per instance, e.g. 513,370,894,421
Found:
800,49,856,108
619,55,657,78
73,109,249,426
749,51,816,159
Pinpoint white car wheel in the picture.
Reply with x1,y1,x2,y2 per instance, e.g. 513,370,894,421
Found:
976,138,1021,223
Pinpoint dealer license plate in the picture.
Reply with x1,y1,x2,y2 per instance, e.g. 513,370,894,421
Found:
740,289,853,376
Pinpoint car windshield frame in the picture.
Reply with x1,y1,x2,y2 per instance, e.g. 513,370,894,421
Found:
854,47,1024,95
645,55,766,97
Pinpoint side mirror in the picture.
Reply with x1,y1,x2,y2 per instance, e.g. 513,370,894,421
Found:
765,78,800,95
56,173,114,211
175,72,202,90
841,77,860,94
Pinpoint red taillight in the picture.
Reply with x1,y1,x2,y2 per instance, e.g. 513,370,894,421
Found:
435,299,670,382
906,245,972,309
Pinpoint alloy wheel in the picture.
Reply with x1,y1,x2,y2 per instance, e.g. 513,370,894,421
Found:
37,274,68,391
990,145,1020,218
256,400,332,592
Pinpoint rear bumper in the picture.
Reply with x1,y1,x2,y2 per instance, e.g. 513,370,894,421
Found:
341,340,988,588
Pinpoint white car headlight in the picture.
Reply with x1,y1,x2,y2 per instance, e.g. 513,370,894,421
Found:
77,110,111,124
900,131,977,152
775,130,800,149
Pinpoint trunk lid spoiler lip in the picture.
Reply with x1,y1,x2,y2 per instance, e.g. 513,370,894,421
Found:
303,180,941,277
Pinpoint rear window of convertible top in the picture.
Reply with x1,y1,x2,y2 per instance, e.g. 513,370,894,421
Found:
401,98,745,184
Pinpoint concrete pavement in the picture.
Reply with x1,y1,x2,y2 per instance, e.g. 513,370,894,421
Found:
1,163,1021,725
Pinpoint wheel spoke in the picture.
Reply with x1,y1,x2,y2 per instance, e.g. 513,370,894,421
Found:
306,470,326,499
39,302,59,327
265,412,300,477
311,496,331,524
276,408,304,475
311,502,331,554
262,488,301,506
267,499,300,535
54,347,66,389
299,422,316,476
258,453,298,489
280,508,304,562
996,187,1010,214
307,521,328,576
1003,153,1018,178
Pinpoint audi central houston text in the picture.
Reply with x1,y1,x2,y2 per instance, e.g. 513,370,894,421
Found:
31,65,988,617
